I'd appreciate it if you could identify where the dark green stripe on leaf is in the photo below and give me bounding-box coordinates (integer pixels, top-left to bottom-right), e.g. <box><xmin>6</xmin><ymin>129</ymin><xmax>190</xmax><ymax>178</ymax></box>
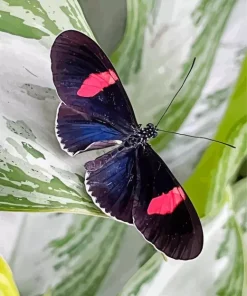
<box><xmin>0</xmin><ymin>11</ymin><xmax>49</xmax><ymax>39</ymax></box>
<box><xmin>22</xmin><ymin>142</ymin><xmax>45</xmax><ymax>159</ymax></box>
<box><xmin>2</xmin><ymin>0</ymin><xmax>60</xmax><ymax>35</ymax></box>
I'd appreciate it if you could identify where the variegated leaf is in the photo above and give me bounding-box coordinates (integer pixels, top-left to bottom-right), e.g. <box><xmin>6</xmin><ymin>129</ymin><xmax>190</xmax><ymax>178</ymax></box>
<box><xmin>185</xmin><ymin>54</ymin><xmax>247</xmax><ymax>217</ymax></box>
<box><xmin>10</xmin><ymin>213</ymin><xmax>148</xmax><ymax>296</ymax></box>
<box><xmin>0</xmin><ymin>0</ymin><xmax>103</xmax><ymax>215</ymax></box>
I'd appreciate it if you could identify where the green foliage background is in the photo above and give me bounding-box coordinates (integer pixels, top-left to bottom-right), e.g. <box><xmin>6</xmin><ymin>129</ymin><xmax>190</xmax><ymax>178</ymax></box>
<box><xmin>0</xmin><ymin>0</ymin><xmax>246</xmax><ymax>295</ymax></box>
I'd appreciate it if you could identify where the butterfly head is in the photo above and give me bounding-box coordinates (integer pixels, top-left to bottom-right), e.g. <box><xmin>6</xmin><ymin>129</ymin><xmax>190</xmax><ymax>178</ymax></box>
<box><xmin>140</xmin><ymin>123</ymin><xmax>158</xmax><ymax>140</ymax></box>
<box><xmin>124</xmin><ymin>123</ymin><xmax>158</xmax><ymax>148</ymax></box>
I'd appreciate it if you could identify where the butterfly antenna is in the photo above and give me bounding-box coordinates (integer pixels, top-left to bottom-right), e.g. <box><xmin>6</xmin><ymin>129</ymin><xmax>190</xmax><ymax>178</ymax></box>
<box><xmin>157</xmin><ymin>129</ymin><xmax>236</xmax><ymax>148</ymax></box>
<box><xmin>155</xmin><ymin>57</ymin><xmax>196</xmax><ymax>128</ymax></box>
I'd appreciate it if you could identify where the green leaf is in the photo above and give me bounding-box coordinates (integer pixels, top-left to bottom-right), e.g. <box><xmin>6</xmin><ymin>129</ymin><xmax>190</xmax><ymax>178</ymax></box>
<box><xmin>215</xmin><ymin>215</ymin><xmax>245</xmax><ymax>296</ymax></box>
<box><xmin>214</xmin><ymin>181</ymin><xmax>247</xmax><ymax>295</ymax></box>
<box><xmin>0</xmin><ymin>0</ymin><xmax>93</xmax><ymax>40</ymax></box>
<box><xmin>111</xmin><ymin>0</ymin><xmax>156</xmax><ymax>84</ymax></box>
<box><xmin>21</xmin><ymin>142</ymin><xmax>45</xmax><ymax>159</ymax></box>
<box><xmin>0</xmin><ymin>11</ymin><xmax>49</xmax><ymax>39</ymax></box>
<box><xmin>116</xmin><ymin>2</ymin><xmax>246</xmax><ymax>289</ymax></box>
<box><xmin>10</xmin><ymin>213</ymin><xmax>148</xmax><ymax>296</ymax></box>
<box><xmin>151</xmin><ymin>0</ymin><xmax>237</xmax><ymax>151</ymax></box>
<box><xmin>0</xmin><ymin>146</ymin><xmax>102</xmax><ymax>215</ymax></box>
<box><xmin>232</xmin><ymin>178</ymin><xmax>247</xmax><ymax>233</ymax></box>
<box><xmin>47</xmin><ymin>216</ymin><xmax>126</xmax><ymax>295</ymax></box>
<box><xmin>185</xmin><ymin>55</ymin><xmax>247</xmax><ymax>218</ymax></box>
<box><xmin>118</xmin><ymin>253</ymin><xmax>162</xmax><ymax>296</ymax></box>
<box><xmin>232</xmin><ymin>178</ymin><xmax>247</xmax><ymax>295</ymax></box>
<box><xmin>0</xmin><ymin>0</ymin><xmax>104</xmax><ymax>215</ymax></box>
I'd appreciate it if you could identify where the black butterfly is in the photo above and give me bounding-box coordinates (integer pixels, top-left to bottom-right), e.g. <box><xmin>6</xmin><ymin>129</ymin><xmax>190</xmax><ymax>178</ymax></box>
<box><xmin>50</xmin><ymin>30</ymin><xmax>203</xmax><ymax>260</ymax></box>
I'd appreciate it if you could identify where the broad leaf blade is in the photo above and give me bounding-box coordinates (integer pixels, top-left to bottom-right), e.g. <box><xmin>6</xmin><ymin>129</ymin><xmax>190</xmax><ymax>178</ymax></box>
<box><xmin>118</xmin><ymin>253</ymin><xmax>162</xmax><ymax>296</ymax></box>
<box><xmin>111</xmin><ymin>0</ymin><xmax>156</xmax><ymax>84</ymax></box>
<box><xmin>0</xmin><ymin>0</ymin><xmax>93</xmax><ymax>41</ymax></box>
<box><xmin>151</xmin><ymin>0</ymin><xmax>238</xmax><ymax>151</ymax></box>
<box><xmin>185</xmin><ymin>55</ymin><xmax>247</xmax><ymax>217</ymax></box>
<box><xmin>0</xmin><ymin>1</ymin><xmax>103</xmax><ymax>215</ymax></box>
<box><xmin>10</xmin><ymin>214</ymin><xmax>148</xmax><ymax>296</ymax></box>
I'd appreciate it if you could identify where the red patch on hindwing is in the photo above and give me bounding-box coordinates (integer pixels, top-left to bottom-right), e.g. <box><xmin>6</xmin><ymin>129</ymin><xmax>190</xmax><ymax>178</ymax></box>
<box><xmin>77</xmin><ymin>69</ymin><xmax>118</xmax><ymax>97</ymax></box>
<box><xmin>147</xmin><ymin>187</ymin><xmax>186</xmax><ymax>215</ymax></box>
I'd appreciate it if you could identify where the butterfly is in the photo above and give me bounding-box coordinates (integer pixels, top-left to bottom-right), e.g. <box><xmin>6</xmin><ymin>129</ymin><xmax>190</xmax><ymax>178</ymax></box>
<box><xmin>50</xmin><ymin>30</ymin><xmax>203</xmax><ymax>260</ymax></box>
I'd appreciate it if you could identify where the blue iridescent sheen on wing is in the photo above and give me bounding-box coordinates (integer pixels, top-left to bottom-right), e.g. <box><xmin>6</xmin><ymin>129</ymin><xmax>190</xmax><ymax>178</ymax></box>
<box><xmin>56</xmin><ymin>103</ymin><xmax>124</xmax><ymax>155</ymax></box>
<box><xmin>85</xmin><ymin>147</ymin><xmax>136</xmax><ymax>224</ymax></box>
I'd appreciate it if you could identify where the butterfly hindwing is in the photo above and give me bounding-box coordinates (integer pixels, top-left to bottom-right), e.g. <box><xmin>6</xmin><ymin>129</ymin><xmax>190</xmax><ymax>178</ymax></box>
<box><xmin>133</xmin><ymin>144</ymin><xmax>203</xmax><ymax>260</ymax></box>
<box><xmin>85</xmin><ymin>147</ymin><xmax>137</xmax><ymax>224</ymax></box>
<box><xmin>56</xmin><ymin>103</ymin><xmax>124</xmax><ymax>155</ymax></box>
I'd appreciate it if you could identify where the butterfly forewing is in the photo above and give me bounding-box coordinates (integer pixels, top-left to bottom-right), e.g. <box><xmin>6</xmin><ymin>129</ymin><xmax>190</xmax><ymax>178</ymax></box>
<box><xmin>51</xmin><ymin>30</ymin><xmax>138</xmax><ymax>131</ymax></box>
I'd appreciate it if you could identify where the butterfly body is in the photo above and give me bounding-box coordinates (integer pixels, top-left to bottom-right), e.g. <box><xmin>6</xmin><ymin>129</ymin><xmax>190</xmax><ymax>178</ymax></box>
<box><xmin>122</xmin><ymin>123</ymin><xmax>158</xmax><ymax>148</ymax></box>
<box><xmin>51</xmin><ymin>30</ymin><xmax>203</xmax><ymax>260</ymax></box>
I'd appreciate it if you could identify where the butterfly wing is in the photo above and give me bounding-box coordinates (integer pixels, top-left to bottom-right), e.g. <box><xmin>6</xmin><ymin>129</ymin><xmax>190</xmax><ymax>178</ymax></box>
<box><xmin>84</xmin><ymin>147</ymin><xmax>137</xmax><ymax>224</ymax></box>
<box><xmin>56</xmin><ymin>103</ymin><xmax>123</xmax><ymax>155</ymax></box>
<box><xmin>51</xmin><ymin>30</ymin><xmax>139</xmax><ymax>155</ymax></box>
<box><xmin>133</xmin><ymin>144</ymin><xmax>203</xmax><ymax>260</ymax></box>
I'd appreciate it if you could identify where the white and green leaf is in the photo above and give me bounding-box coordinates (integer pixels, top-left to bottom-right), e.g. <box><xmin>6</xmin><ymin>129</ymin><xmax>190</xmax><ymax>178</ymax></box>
<box><xmin>111</xmin><ymin>0</ymin><xmax>156</xmax><ymax>83</ymax></box>
<box><xmin>185</xmin><ymin>54</ymin><xmax>247</xmax><ymax>217</ymax></box>
<box><xmin>0</xmin><ymin>0</ymin><xmax>102</xmax><ymax>215</ymax></box>
<box><xmin>0</xmin><ymin>0</ymin><xmax>93</xmax><ymax>42</ymax></box>
<box><xmin>150</xmin><ymin>0</ymin><xmax>238</xmax><ymax>151</ymax></box>
<box><xmin>9</xmin><ymin>213</ymin><xmax>149</xmax><ymax>296</ymax></box>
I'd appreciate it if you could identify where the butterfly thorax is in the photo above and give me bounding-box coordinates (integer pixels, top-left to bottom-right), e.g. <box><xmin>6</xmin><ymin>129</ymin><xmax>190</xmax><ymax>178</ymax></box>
<box><xmin>124</xmin><ymin>123</ymin><xmax>158</xmax><ymax>147</ymax></box>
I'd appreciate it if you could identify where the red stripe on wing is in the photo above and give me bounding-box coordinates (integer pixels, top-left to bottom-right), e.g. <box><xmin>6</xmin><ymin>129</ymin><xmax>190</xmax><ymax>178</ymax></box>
<box><xmin>77</xmin><ymin>69</ymin><xmax>118</xmax><ymax>97</ymax></box>
<box><xmin>147</xmin><ymin>187</ymin><xmax>186</xmax><ymax>215</ymax></box>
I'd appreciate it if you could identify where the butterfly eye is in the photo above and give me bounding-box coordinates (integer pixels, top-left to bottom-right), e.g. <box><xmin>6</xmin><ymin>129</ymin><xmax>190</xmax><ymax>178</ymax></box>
<box><xmin>153</xmin><ymin>131</ymin><xmax>158</xmax><ymax>138</ymax></box>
